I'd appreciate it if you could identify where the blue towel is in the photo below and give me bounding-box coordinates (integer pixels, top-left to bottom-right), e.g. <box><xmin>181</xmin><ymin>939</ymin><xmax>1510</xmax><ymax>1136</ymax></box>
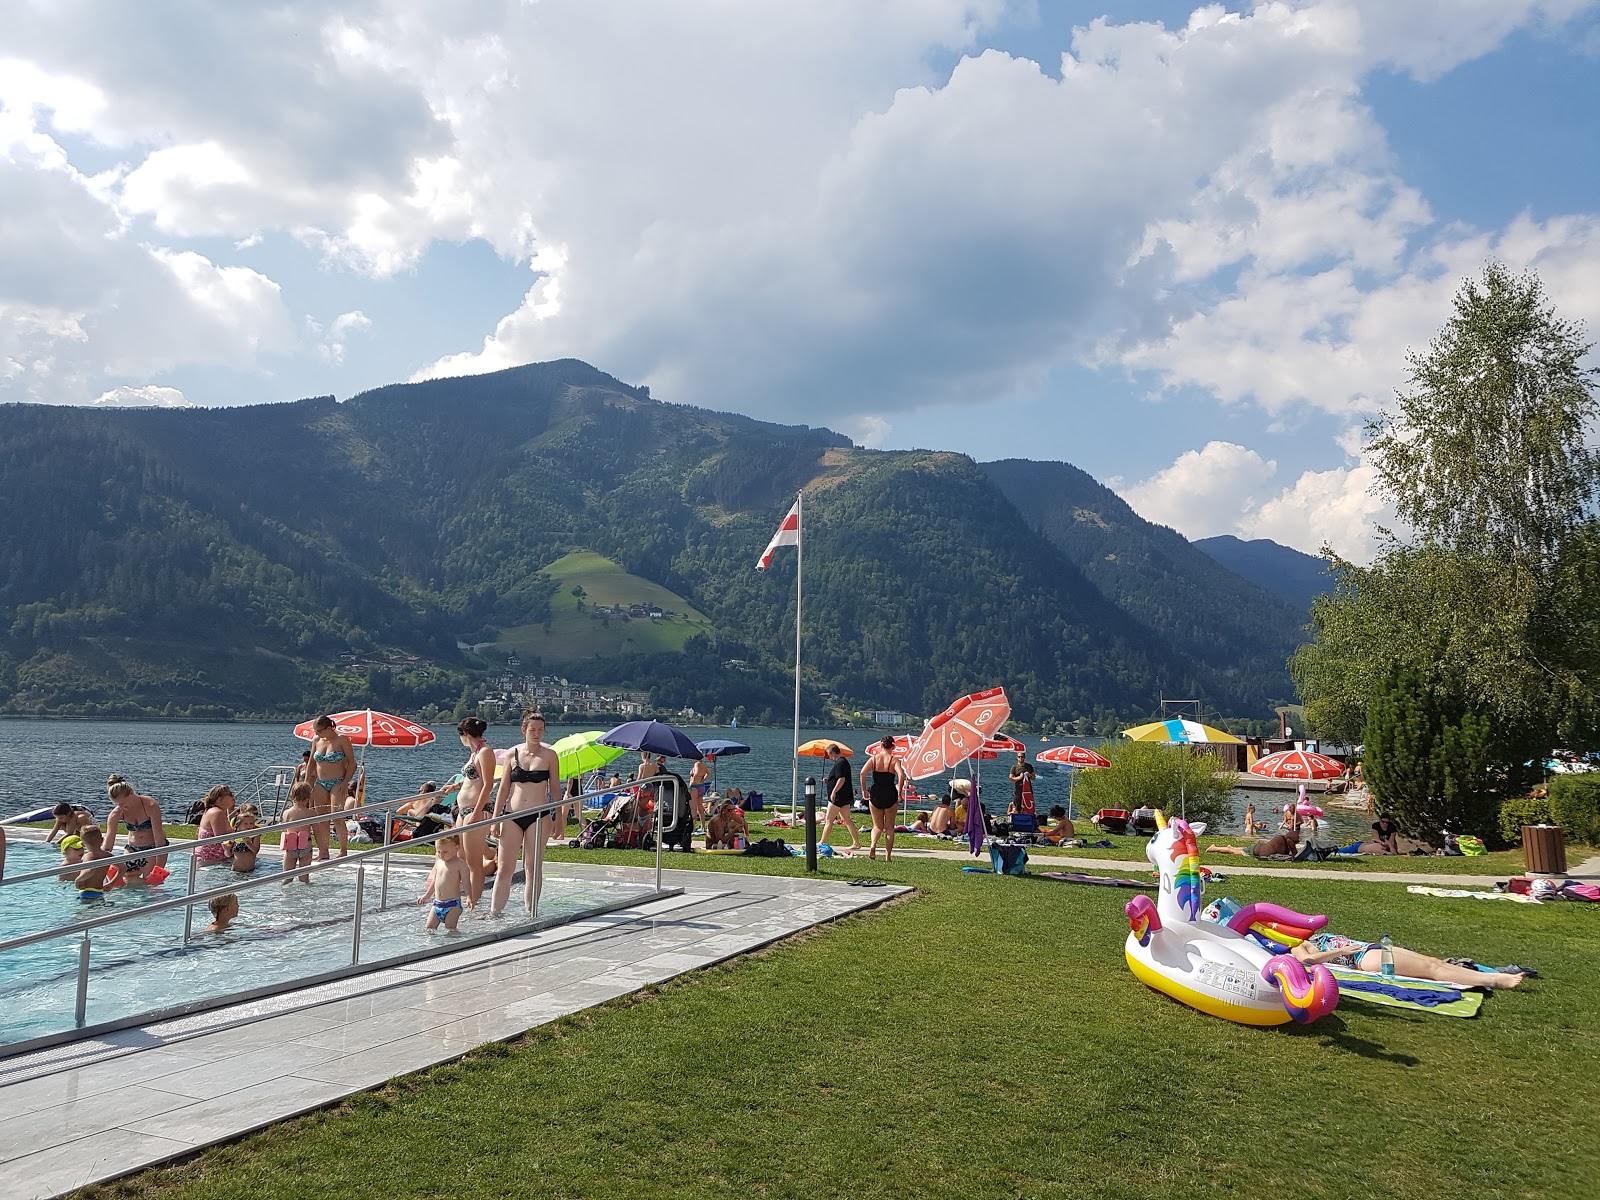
<box><xmin>1337</xmin><ymin>976</ymin><xmax>1463</xmax><ymax>1007</ymax></box>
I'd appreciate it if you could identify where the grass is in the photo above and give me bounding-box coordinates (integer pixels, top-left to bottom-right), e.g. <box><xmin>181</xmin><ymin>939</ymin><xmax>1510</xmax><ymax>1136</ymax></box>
<box><xmin>85</xmin><ymin>846</ymin><xmax>1600</xmax><ymax>1200</ymax></box>
<box><xmin>493</xmin><ymin>550</ymin><xmax>714</xmax><ymax>663</ymax></box>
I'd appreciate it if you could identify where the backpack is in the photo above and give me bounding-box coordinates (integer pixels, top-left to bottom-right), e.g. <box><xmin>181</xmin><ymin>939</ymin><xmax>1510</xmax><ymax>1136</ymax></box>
<box><xmin>744</xmin><ymin>837</ymin><xmax>793</xmax><ymax>858</ymax></box>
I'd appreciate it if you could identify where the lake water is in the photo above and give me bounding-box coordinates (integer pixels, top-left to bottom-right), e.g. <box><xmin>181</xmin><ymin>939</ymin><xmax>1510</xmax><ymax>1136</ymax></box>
<box><xmin>0</xmin><ymin>718</ymin><xmax>1367</xmax><ymax>838</ymax></box>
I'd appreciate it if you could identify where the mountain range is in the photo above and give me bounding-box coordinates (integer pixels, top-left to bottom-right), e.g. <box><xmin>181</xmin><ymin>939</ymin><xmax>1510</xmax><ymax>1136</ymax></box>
<box><xmin>1192</xmin><ymin>535</ymin><xmax>1336</xmax><ymax>613</ymax></box>
<box><xmin>0</xmin><ymin>360</ymin><xmax>1314</xmax><ymax>724</ymax></box>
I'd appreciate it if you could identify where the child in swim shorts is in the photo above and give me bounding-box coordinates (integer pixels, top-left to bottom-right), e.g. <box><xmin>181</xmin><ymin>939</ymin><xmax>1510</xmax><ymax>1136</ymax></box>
<box><xmin>420</xmin><ymin>835</ymin><xmax>466</xmax><ymax>932</ymax></box>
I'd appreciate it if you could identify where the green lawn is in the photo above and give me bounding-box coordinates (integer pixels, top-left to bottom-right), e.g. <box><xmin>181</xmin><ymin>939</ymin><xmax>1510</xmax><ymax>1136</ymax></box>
<box><xmin>93</xmin><ymin>847</ymin><xmax>1600</xmax><ymax>1200</ymax></box>
<box><xmin>493</xmin><ymin>550</ymin><xmax>714</xmax><ymax>663</ymax></box>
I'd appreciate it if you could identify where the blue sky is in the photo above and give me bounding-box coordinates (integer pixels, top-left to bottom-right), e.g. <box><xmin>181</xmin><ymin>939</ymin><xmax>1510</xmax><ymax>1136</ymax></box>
<box><xmin>4</xmin><ymin>1</ymin><xmax>1598</xmax><ymax>558</ymax></box>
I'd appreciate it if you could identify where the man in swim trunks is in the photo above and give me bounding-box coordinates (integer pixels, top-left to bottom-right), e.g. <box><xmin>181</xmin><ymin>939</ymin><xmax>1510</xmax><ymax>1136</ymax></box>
<box><xmin>1207</xmin><ymin>831</ymin><xmax>1299</xmax><ymax>858</ymax></box>
<box><xmin>688</xmin><ymin>756</ymin><xmax>711</xmax><ymax>828</ymax></box>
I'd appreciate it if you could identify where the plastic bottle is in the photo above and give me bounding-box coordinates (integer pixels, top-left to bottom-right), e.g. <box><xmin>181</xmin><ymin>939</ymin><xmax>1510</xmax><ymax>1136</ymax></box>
<box><xmin>1380</xmin><ymin>932</ymin><xmax>1395</xmax><ymax>978</ymax></box>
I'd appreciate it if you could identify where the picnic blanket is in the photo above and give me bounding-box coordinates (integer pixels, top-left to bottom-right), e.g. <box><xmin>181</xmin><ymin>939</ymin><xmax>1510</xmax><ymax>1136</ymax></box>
<box><xmin>1406</xmin><ymin>886</ymin><xmax>1539</xmax><ymax>904</ymax></box>
<box><xmin>1036</xmin><ymin>872</ymin><xmax>1155</xmax><ymax>890</ymax></box>
<box><xmin>1329</xmin><ymin>967</ymin><xmax>1485</xmax><ymax>1018</ymax></box>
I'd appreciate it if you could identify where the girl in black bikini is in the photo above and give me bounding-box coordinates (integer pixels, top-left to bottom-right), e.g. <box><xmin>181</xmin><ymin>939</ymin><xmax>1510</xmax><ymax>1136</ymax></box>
<box><xmin>448</xmin><ymin>716</ymin><xmax>498</xmax><ymax>910</ymax></box>
<box><xmin>103</xmin><ymin>775</ymin><xmax>167</xmax><ymax>881</ymax></box>
<box><xmin>489</xmin><ymin>710</ymin><xmax>562</xmax><ymax>917</ymax></box>
<box><xmin>859</xmin><ymin>736</ymin><xmax>908</xmax><ymax>862</ymax></box>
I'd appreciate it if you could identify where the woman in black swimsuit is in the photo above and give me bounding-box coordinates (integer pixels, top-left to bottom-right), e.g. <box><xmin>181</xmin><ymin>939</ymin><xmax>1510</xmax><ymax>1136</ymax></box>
<box><xmin>489</xmin><ymin>710</ymin><xmax>562</xmax><ymax>917</ymax></box>
<box><xmin>448</xmin><ymin>717</ymin><xmax>498</xmax><ymax>909</ymax></box>
<box><xmin>858</xmin><ymin>736</ymin><xmax>908</xmax><ymax>862</ymax></box>
<box><xmin>103</xmin><ymin>775</ymin><xmax>167</xmax><ymax>881</ymax></box>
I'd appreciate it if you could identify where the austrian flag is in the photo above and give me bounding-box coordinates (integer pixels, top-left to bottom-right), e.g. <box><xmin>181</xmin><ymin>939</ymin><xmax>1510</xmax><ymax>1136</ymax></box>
<box><xmin>756</xmin><ymin>499</ymin><xmax>801</xmax><ymax>570</ymax></box>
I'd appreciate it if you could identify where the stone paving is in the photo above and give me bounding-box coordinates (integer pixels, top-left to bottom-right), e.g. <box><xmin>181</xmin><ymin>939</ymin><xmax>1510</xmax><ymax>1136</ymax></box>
<box><xmin>0</xmin><ymin>863</ymin><xmax>906</xmax><ymax>1200</ymax></box>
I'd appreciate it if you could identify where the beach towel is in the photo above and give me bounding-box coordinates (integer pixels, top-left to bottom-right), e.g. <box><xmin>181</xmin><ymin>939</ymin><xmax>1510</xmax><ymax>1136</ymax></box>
<box><xmin>1328</xmin><ymin>968</ymin><xmax>1484</xmax><ymax>1018</ymax></box>
<box><xmin>1406</xmin><ymin>886</ymin><xmax>1539</xmax><ymax>904</ymax></box>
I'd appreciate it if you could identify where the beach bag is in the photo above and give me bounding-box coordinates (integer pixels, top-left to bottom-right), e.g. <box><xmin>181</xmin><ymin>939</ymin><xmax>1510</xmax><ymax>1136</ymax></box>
<box><xmin>745</xmin><ymin>838</ymin><xmax>791</xmax><ymax>858</ymax></box>
<box><xmin>1457</xmin><ymin>835</ymin><xmax>1487</xmax><ymax>856</ymax></box>
<box><xmin>989</xmin><ymin>843</ymin><xmax>1029</xmax><ymax>876</ymax></box>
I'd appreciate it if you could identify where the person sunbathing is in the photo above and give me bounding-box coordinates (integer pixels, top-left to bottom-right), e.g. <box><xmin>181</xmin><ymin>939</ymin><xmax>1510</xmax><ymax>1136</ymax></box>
<box><xmin>929</xmin><ymin>798</ymin><xmax>954</xmax><ymax>835</ymax></box>
<box><xmin>1291</xmin><ymin>933</ymin><xmax>1524</xmax><ymax>989</ymax></box>
<box><xmin>1207</xmin><ymin>832</ymin><xmax>1299</xmax><ymax>858</ymax></box>
<box><xmin>705</xmin><ymin>800</ymin><xmax>747</xmax><ymax>849</ymax></box>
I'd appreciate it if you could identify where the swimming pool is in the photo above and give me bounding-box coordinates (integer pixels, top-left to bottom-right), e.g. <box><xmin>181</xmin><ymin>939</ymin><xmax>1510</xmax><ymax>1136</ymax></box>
<box><xmin>0</xmin><ymin>842</ymin><xmax>664</xmax><ymax>1050</ymax></box>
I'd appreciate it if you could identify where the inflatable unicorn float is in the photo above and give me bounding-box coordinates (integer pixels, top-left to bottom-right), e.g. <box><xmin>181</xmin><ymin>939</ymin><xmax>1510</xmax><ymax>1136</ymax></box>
<box><xmin>1124</xmin><ymin>811</ymin><xmax>1340</xmax><ymax>1026</ymax></box>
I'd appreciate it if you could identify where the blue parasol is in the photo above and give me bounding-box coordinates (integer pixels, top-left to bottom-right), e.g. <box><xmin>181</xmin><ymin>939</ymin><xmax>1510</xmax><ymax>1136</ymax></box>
<box><xmin>599</xmin><ymin>720</ymin><xmax>705</xmax><ymax>760</ymax></box>
<box><xmin>695</xmin><ymin>739</ymin><xmax>751</xmax><ymax>792</ymax></box>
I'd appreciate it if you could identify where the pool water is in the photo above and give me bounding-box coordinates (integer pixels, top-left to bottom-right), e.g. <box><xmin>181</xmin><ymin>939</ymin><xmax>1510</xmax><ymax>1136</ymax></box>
<box><xmin>0</xmin><ymin>843</ymin><xmax>659</xmax><ymax>1049</ymax></box>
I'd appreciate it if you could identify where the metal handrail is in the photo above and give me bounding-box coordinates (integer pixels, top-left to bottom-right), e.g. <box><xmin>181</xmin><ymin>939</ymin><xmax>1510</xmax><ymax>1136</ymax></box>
<box><xmin>0</xmin><ymin>776</ymin><xmax>678</xmax><ymax>955</ymax></box>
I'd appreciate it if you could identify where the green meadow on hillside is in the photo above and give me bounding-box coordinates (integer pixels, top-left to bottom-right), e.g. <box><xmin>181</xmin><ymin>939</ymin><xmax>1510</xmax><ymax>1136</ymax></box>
<box><xmin>493</xmin><ymin>551</ymin><xmax>714</xmax><ymax>663</ymax></box>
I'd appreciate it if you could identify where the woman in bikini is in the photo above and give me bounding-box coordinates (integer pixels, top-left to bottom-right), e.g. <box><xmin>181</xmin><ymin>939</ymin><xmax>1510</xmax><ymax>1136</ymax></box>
<box><xmin>193</xmin><ymin>785</ymin><xmax>236</xmax><ymax>866</ymax></box>
<box><xmin>307</xmin><ymin>716</ymin><xmax>356</xmax><ymax>859</ymax></box>
<box><xmin>489</xmin><ymin>710</ymin><xmax>562</xmax><ymax>917</ymax></box>
<box><xmin>858</xmin><ymin>736</ymin><xmax>908</xmax><ymax>862</ymax></box>
<box><xmin>1291</xmin><ymin>932</ymin><xmax>1524</xmax><ymax>989</ymax></box>
<box><xmin>103</xmin><ymin>775</ymin><xmax>167</xmax><ymax>882</ymax></box>
<box><xmin>447</xmin><ymin>716</ymin><xmax>498</xmax><ymax>910</ymax></box>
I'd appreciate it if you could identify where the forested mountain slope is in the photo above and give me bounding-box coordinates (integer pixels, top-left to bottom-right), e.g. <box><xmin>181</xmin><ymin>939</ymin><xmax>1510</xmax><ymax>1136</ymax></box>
<box><xmin>0</xmin><ymin>361</ymin><xmax>1303</xmax><ymax>720</ymax></box>
<box><xmin>1194</xmin><ymin>535</ymin><xmax>1336</xmax><ymax>614</ymax></box>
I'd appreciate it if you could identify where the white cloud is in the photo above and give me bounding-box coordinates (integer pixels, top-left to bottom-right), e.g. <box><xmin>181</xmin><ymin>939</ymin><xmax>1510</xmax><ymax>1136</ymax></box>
<box><xmin>1122</xmin><ymin>436</ymin><xmax>1391</xmax><ymax>562</ymax></box>
<box><xmin>311</xmin><ymin>309</ymin><xmax>374</xmax><ymax>364</ymax></box>
<box><xmin>1119</xmin><ymin>441</ymin><xmax>1279</xmax><ymax>540</ymax></box>
<box><xmin>92</xmin><ymin>384</ymin><xmax>191</xmax><ymax>408</ymax></box>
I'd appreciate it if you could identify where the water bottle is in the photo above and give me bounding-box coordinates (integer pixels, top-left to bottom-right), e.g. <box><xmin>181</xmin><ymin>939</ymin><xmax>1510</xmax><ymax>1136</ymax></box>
<box><xmin>1380</xmin><ymin>933</ymin><xmax>1395</xmax><ymax>978</ymax></box>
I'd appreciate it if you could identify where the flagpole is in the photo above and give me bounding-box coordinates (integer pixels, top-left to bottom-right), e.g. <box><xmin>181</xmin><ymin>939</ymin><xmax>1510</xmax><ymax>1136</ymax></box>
<box><xmin>791</xmin><ymin>490</ymin><xmax>803</xmax><ymax>822</ymax></box>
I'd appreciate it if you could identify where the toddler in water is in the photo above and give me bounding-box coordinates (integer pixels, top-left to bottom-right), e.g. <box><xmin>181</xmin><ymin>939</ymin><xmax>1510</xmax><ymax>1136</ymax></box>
<box><xmin>230</xmin><ymin>804</ymin><xmax>261</xmax><ymax>874</ymax></box>
<box><xmin>57</xmin><ymin>835</ymin><xmax>86</xmax><ymax>882</ymax></box>
<box><xmin>74</xmin><ymin>826</ymin><xmax>112</xmax><ymax>904</ymax></box>
<box><xmin>419</xmin><ymin>835</ymin><xmax>467</xmax><ymax>932</ymax></box>
<box><xmin>280</xmin><ymin>782</ymin><xmax>316</xmax><ymax>884</ymax></box>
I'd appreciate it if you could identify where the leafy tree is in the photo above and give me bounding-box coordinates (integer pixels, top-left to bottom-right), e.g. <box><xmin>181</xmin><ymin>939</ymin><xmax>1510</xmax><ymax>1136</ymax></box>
<box><xmin>1363</xmin><ymin>664</ymin><xmax>1500</xmax><ymax>840</ymax></box>
<box><xmin>1071</xmin><ymin>740</ymin><xmax>1234</xmax><ymax>830</ymax></box>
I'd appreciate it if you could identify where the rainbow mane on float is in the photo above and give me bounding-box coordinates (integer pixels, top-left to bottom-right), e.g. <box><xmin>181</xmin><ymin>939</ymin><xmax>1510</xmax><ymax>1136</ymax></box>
<box><xmin>1158</xmin><ymin>813</ymin><xmax>1203</xmax><ymax>920</ymax></box>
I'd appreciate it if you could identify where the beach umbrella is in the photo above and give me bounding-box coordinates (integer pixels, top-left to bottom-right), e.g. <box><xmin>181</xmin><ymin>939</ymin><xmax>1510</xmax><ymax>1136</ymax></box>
<box><xmin>1039</xmin><ymin>744</ymin><xmax>1110</xmax><ymax>818</ymax></box>
<box><xmin>1039</xmin><ymin>745</ymin><xmax>1110</xmax><ymax>768</ymax></box>
<box><xmin>550</xmin><ymin>731</ymin><xmax>628</xmax><ymax>780</ymax></box>
<box><xmin>599</xmin><ymin>720</ymin><xmax>705</xmax><ymax>760</ymax></box>
<box><xmin>906</xmin><ymin>686</ymin><xmax>1011</xmax><ymax>780</ymax></box>
<box><xmin>797</xmin><ymin>738</ymin><xmax>852</xmax><ymax>758</ymax></box>
<box><xmin>1121</xmin><ymin>718</ymin><xmax>1244</xmax><ymax>745</ymax></box>
<box><xmin>293</xmin><ymin>710</ymin><xmax>435</xmax><ymax>747</ymax></box>
<box><xmin>1249</xmin><ymin>749</ymin><xmax>1345</xmax><ymax>781</ymax></box>
<box><xmin>695</xmin><ymin>738</ymin><xmax>751</xmax><ymax>789</ymax></box>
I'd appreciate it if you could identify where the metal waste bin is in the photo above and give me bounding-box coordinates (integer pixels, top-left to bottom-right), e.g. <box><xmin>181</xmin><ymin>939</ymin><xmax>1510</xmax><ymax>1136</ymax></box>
<box><xmin>1523</xmin><ymin>824</ymin><xmax>1567</xmax><ymax>875</ymax></box>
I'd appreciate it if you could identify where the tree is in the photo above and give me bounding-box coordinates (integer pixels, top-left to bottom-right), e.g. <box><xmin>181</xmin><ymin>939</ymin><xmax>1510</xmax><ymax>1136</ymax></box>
<box><xmin>1295</xmin><ymin>264</ymin><xmax>1600</xmax><ymax>769</ymax></box>
<box><xmin>1071</xmin><ymin>740</ymin><xmax>1235</xmax><ymax>830</ymax></box>
<box><xmin>1363</xmin><ymin>664</ymin><xmax>1501</xmax><ymax>840</ymax></box>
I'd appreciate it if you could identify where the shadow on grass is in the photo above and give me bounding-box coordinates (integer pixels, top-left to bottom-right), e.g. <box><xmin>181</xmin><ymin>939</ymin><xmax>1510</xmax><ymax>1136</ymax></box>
<box><xmin>1279</xmin><ymin>1014</ymin><xmax>1424</xmax><ymax>1066</ymax></box>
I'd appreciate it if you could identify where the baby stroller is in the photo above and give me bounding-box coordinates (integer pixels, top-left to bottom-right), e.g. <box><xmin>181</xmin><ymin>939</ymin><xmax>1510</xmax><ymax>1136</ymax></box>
<box><xmin>577</xmin><ymin>791</ymin><xmax>643</xmax><ymax>849</ymax></box>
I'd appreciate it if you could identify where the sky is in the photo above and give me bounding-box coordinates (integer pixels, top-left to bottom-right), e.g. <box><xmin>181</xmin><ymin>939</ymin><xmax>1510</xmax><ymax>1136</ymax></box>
<box><xmin>4</xmin><ymin>0</ymin><xmax>1599</xmax><ymax>562</ymax></box>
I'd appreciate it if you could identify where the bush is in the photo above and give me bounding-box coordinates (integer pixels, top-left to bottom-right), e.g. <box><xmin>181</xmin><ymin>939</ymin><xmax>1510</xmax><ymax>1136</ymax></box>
<box><xmin>1498</xmin><ymin>796</ymin><xmax>1553</xmax><ymax>844</ymax></box>
<box><xmin>1072</xmin><ymin>741</ymin><xmax>1234</xmax><ymax>830</ymax></box>
<box><xmin>1548</xmin><ymin>775</ymin><xmax>1600</xmax><ymax>844</ymax></box>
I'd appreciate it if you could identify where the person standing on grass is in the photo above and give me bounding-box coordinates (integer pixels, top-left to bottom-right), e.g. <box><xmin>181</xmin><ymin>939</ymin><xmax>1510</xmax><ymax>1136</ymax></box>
<box><xmin>1008</xmin><ymin>749</ymin><xmax>1036</xmax><ymax>819</ymax></box>
<box><xmin>688</xmin><ymin>756</ymin><xmax>711</xmax><ymax>829</ymax></box>
<box><xmin>821</xmin><ymin>744</ymin><xmax>862</xmax><ymax>853</ymax></box>
<box><xmin>860</xmin><ymin>736</ymin><xmax>907</xmax><ymax>861</ymax></box>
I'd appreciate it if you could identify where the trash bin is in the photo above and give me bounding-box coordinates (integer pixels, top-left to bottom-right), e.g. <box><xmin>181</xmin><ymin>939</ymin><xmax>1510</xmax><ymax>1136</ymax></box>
<box><xmin>1523</xmin><ymin>824</ymin><xmax>1567</xmax><ymax>875</ymax></box>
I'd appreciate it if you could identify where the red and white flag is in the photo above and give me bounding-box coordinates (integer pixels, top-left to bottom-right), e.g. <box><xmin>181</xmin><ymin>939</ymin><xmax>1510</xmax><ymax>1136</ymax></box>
<box><xmin>756</xmin><ymin>499</ymin><xmax>801</xmax><ymax>570</ymax></box>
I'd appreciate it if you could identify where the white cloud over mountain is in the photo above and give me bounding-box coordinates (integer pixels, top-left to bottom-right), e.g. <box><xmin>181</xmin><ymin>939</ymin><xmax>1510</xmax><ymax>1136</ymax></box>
<box><xmin>1</xmin><ymin>0</ymin><xmax>1596</xmax><ymax>556</ymax></box>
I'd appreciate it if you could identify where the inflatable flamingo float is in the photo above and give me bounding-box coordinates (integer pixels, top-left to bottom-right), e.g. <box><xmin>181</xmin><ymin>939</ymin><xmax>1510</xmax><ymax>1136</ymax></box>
<box><xmin>1124</xmin><ymin>811</ymin><xmax>1339</xmax><ymax>1026</ymax></box>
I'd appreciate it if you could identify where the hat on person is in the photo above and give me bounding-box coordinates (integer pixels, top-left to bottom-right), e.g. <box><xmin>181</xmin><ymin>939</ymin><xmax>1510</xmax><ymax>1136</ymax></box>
<box><xmin>60</xmin><ymin>835</ymin><xmax>84</xmax><ymax>852</ymax></box>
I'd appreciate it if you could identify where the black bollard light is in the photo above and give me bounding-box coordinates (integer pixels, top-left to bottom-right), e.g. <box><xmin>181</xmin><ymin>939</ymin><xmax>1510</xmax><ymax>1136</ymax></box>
<box><xmin>804</xmin><ymin>776</ymin><xmax>818</xmax><ymax>872</ymax></box>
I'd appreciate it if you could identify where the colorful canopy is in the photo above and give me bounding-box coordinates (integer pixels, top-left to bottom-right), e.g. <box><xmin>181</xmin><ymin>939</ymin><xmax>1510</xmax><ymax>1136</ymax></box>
<box><xmin>1121</xmin><ymin>718</ymin><xmax>1244</xmax><ymax>745</ymax></box>
<box><xmin>292</xmin><ymin>710</ymin><xmax>435</xmax><ymax>747</ymax></box>
<box><xmin>797</xmin><ymin>739</ymin><xmax>852</xmax><ymax>758</ymax></box>
<box><xmin>1250</xmin><ymin>750</ymin><xmax>1346</xmax><ymax>780</ymax></box>
<box><xmin>599</xmin><ymin>720</ymin><xmax>704</xmax><ymax>760</ymax></box>
<box><xmin>550</xmin><ymin>731</ymin><xmax>629</xmax><ymax>778</ymax></box>
<box><xmin>1039</xmin><ymin>744</ymin><xmax>1111</xmax><ymax>768</ymax></box>
<box><xmin>906</xmin><ymin>686</ymin><xmax>1011</xmax><ymax>780</ymax></box>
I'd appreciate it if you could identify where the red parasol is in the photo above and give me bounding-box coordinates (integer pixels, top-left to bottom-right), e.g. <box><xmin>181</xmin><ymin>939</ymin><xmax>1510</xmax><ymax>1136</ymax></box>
<box><xmin>293</xmin><ymin>709</ymin><xmax>436</xmax><ymax>747</ymax></box>
<box><xmin>1249</xmin><ymin>750</ymin><xmax>1345</xmax><ymax>781</ymax></box>
<box><xmin>905</xmin><ymin>687</ymin><xmax>1011</xmax><ymax>780</ymax></box>
<box><xmin>1039</xmin><ymin>744</ymin><xmax>1111</xmax><ymax>768</ymax></box>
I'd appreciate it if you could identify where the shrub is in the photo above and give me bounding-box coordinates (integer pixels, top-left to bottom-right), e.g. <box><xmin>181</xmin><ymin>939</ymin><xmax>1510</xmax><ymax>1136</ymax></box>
<box><xmin>1548</xmin><ymin>775</ymin><xmax>1600</xmax><ymax>845</ymax></box>
<box><xmin>1072</xmin><ymin>740</ymin><xmax>1234</xmax><ymax>830</ymax></box>
<box><xmin>1498</xmin><ymin>796</ymin><xmax>1553</xmax><ymax>845</ymax></box>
